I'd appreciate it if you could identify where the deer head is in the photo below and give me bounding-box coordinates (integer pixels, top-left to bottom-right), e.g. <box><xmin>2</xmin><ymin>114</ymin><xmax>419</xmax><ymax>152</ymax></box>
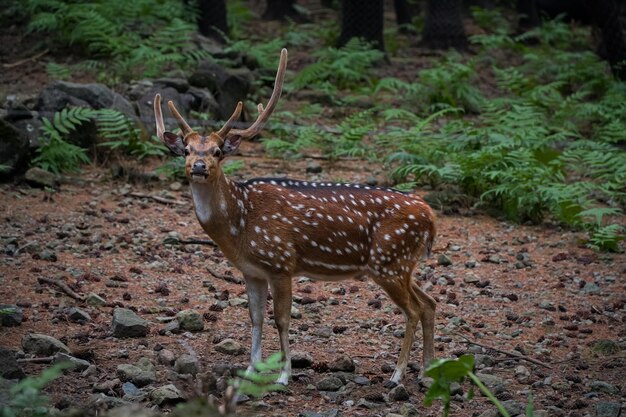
<box><xmin>153</xmin><ymin>48</ymin><xmax>288</xmax><ymax>183</ymax></box>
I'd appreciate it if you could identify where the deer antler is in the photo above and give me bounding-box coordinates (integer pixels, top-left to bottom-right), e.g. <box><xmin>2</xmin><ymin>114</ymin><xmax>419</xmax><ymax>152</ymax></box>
<box><xmin>226</xmin><ymin>48</ymin><xmax>288</xmax><ymax>139</ymax></box>
<box><xmin>167</xmin><ymin>100</ymin><xmax>194</xmax><ymax>137</ymax></box>
<box><xmin>154</xmin><ymin>94</ymin><xmax>166</xmax><ymax>141</ymax></box>
<box><xmin>216</xmin><ymin>101</ymin><xmax>243</xmax><ymax>138</ymax></box>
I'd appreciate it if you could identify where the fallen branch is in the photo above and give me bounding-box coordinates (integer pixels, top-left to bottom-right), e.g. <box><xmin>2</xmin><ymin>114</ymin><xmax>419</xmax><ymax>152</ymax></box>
<box><xmin>17</xmin><ymin>356</ymin><xmax>54</xmax><ymax>364</ymax></box>
<box><xmin>458</xmin><ymin>334</ymin><xmax>552</xmax><ymax>369</ymax></box>
<box><xmin>3</xmin><ymin>49</ymin><xmax>49</xmax><ymax>69</ymax></box>
<box><xmin>37</xmin><ymin>277</ymin><xmax>85</xmax><ymax>301</ymax></box>
<box><xmin>207</xmin><ymin>268</ymin><xmax>243</xmax><ymax>285</ymax></box>
<box><xmin>128</xmin><ymin>192</ymin><xmax>186</xmax><ymax>206</ymax></box>
<box><xmin>180</xmin><ymin>238</ymin><xmax>217</xmax><ymax>247</ymax></box>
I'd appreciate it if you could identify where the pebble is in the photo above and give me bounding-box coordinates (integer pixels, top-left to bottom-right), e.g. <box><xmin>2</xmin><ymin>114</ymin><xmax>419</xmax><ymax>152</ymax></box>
<box><xmin>176</xmin><ymin>310</ymin><xmax>204</xmax><ymax>332</ymax></box>
<box><xmin>150</xmin><ymin>384</ymin><xmax>185</xmax><ymax>405</ymax></box>
<box><xmin>215</xmin><ymin>338</ymin><xmax>244</xmax><ymax>355</ymax></box>
<box><xmin>316</xmin><ymin>376</ymin><xmax>344</xmax><ymax>391</ymax></box>
<box><xmin>174</xmin><ymin>354</ymin><xmax>200</xmax><ymax>375</ymax></box>
<box><xmin>157</xmin><ymin>349</ymin><xmax>176</xmax><ymax>366</ymax></box>
<box><xmin>389</xmin><ymin>384</ymin><xmax>410</xmax><ymax>401</ymax></box>
<box><xmin>437</xmin><ymin>254</ymin><xmax>452</xmax><ymax>266</ymax></box>
<box><xmin>0</xmin><ymin>304</ymin><xmax>23</xmax><ymax>327</ymax></box>
<box><xmin>291</xmin><ymin>351</ymin><xmax>314</xmax><ymax>368</ymax></box>
<box><xmin>595</xmin><ymin>402</ymin><xmax>621</xmax><ymax>417</ymax></box>
<box><xmin>329</xmin><ymin>355</ymin><xmax>355</xmax><ymax>372</ymax></box>
<box><xmin>112</xmin><ymin>308</ymin><xmax>149</xmax><ymax>338</ymax></box>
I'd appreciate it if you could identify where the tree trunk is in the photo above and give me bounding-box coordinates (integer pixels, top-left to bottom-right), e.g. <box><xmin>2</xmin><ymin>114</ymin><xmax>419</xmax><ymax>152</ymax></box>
<box><xmin>394</xmin><ymin>0</ymin><xmax>420</xmax><ymax>28</ymax></box>
<box><xmin>516</xmin><ymin>0</ymin><xmax>540</xmax><ymax>29</ymax></box>
<box><xmin>588</xmin><ymin>0</ymin><xmax>626</xmax><ymax>80</ymax></box>
<box><xmin>338</xmin><ymin>0</ymin><xmax>385</xmax><ymax>50</ymax></box>
<box><xmin>263</xmin><ymin>0</ymin><xmax>308</xmax><ymax>22</ymax></box>
<box><xmin>194</xmin><ymin>0</ymin><xmax>228</xmax><ymax>42</ymax></box>
<box><xmin>422</xmin><ymin>0</ymin><xmax>468</xmax><ymax>50</ymax></box>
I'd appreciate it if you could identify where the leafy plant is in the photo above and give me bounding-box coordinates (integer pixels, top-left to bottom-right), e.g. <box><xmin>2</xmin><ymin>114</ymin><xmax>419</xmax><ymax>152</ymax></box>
<box><xmin>232</xmin><ymin>352</ymin><xmax>286</xmax><ymax>397</ymax></box>
<box><xmin>424</xmin><ymin>355</ymin><xmax>512</xmax><ymax>417</ymax></box>
<box><xmin>1</xmin><ymin>362</ymin><xmax>73</xmax><ymax>417</ymax></box>
<box><xmin>97</xmin><ymin>109</ymin><xmax>167</xmax><ymax>159</ymax></box>
<box><xmin>33</xmin><ymin>107</ymin><xmax>95</xmax><ymax>174</ymax></box>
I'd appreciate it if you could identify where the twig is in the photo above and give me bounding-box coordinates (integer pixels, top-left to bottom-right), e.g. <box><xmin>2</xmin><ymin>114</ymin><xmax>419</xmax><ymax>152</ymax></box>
<box><xmin>3</xmin><ymin>49</ymin><xmax>49</xmax><ymax>68</ymax></box>
<box><xmin>458</xmin><ymin>334</ymin><xmax>552</xmax><ymax>369</ymax></box>
<box><xmin>14</xmin><ymin>241</ymin><xmax>37</xmax><ymax>256</ymax></box>
<box><xmin>37</xmin><ymin>277</ymin><xmax>85</xmax><ymax>301</ymax></box>
<box><xmin>128</xmin><ymin>192</ymin><xmax>186</xmax><ymax>205</ymax></box>
<box><xmin>17</xmin><ymin>356</ymin><xmax>54</xmax><ymax>363</ymax></box>
<box><xmin>207</xmin><ymin>268</ymin><xmax>243</xmax><ymax>285</ymax></box>
<box><xmin>180</xmin><ymin>238</ymin><xmax>217</xmax><ymax>247</ymax></box>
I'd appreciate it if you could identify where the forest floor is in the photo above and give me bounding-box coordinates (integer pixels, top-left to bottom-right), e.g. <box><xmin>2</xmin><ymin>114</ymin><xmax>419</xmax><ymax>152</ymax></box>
<box><xmin>1</xmin><ymin>144</ymin><xmax>625</xmax><ymax>417</ymax></box>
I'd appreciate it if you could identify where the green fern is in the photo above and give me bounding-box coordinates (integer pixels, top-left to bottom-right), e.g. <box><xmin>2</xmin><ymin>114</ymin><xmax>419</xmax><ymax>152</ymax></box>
<box><xmin>97</xmin><ymin>109</ymin><xmax>167</xmax><ymax>159</ymax></box>
<box><xmin>587</xmin><ymin>224</ymin><xmax>625</xmax><ymax>252</ymax></box>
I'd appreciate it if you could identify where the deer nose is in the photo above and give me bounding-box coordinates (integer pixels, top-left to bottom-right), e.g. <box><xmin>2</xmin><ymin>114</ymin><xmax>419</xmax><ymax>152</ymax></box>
<box><xmin>191</xmin><ymin>160</ymin><xmax>207</xmax><ymax>174</ymax></box>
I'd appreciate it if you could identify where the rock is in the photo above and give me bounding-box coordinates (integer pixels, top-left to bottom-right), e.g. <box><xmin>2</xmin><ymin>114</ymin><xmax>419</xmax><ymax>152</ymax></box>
<box><xmin>53</xmin><ymin>353</ymin><xmax>90</xmax><ymax>371</ymax></box>
<box><xmin>589</xmin><ymin>380</ymin><xmax>619</xmax><ymax>395</ymax></box>
<box><xmin>500</xmin><ymin>400</ymin><xmax>524</xmax><ymax>416</ymax></box>
<box><xmin>539</xmin><ymin>300</ymin><xmax>556</xmax><ymax>311</ymax></box>
<box><xmin>229</xmin><ymin>297</ymin><xmax>248</xmax><ymax>308</ymax></box>
<box><xmin>595</xmin><ymin>402</ymin><xmax>621</xmax><ymax>417</ymax></box>
<box><xmin>514</xmin><ymin>365</ymin><xmax>530</xmax><ymax>383</ymax></box>
<box><xmin>38</xmin><ymin>250</ymin><xmax>57</xmax><ymax>262</ymax></box>
<box><xmin>0</xmin><ymin>118</ymin><xmax>30</xmax><ymax>177</ymax></box>
<box><xmin>150</xmin><ymin>384</ymin><xmax>185</xmax><ymax>406</ymax></box>
<box><xmin>157</xmin><ymin>349</ymin><xmax>176</xmax><ymax>366</ymax></box>
<box><xmin>215</xmin><ymin>338</ymin><xmax>244</xmax><ymax>355</ymax></box>
<box><xmin>291</xmin><ymin>306</ymin><xmax>302</xmax><ymax>319</ymax></box>
<box><xmin>399</xmin><ymin>403</ymin><xmax>420</xmax><ymax>417</ymax></box>
<box><xmin>22</xmin><ymin>333</ymin><xmax>71</xmax><ymax>356</ymax></box>
<box><xmin>68</xmin><ymin>307</ymin><xmax>91</xmax><ymax>323</ymax></box>
<box><xmin>437</xmin><ymin>254</ymin><xmax>452</xmax><ymax>266</ymax></box>
<box><xmin>474</xmin><ymin>354</ymin><xmax>495</xmax><ymax>368</ymax></box>
<box><xmin>291</xmin><ymin>351</ymin><xmax>314</xmax><ymax>368</ymax></box>
<box><xmin>389</xmin><ymin>384</ymin><xmax>410</xmax><ymax>401</ymax></box>
<box><xmin>176</xmin><ymin>309</ymin><xmax>204</xmax><ymax>332</ymax></box>
<box><xmin>316</xmin><ymin>376</ymin><xmax>344</xmax><ymax>391</ymax></box>
<box><xmin>0</xmin><ymin>347</ymin><xmax>25</xmax><ymax>379</ymax></box>
<box><xmin>582</xmin><ymin>282</ymin><xmax>601</xmax><ymax>294</ymax></box>
<box><xmin>306</xmin><ymin>160</ymin><xmax>322</xmax><ymax>174</ymax></box>
<box><xmin>86</xmin><ymin>292</ymin><xmax>107</xmax><ymax>307</ymax></box>
<box><xmin>0</xmin><ymin>304</ymin><xmax>23</xmax><ymax>327</ymax></box>
<box><xmin>474</xmin><ymin>372</ymin><xmax>506</xmax><ymax>395</ymax></box>
<box><xmin>93</xmin><ymin>378</ymin><xmax>121</xmax><ymax>394</ymax></box>
<box><xmin>122</xmin><ymin>381</ymin><xmax>143</xmax><ymax>399</ymax></box>
<box><xmin>175</xmin><ymin>354</ymin><xmax>200</xmax><ymax>375</ymax></box>
<box><xmin>463</xmin><ymin>273</ymin><xmax>480</xmax><ymax>284</ymax></box>
<box><xmin>329</xmin><ymin>355</ymin><xmax>356</xmax><ymax>372</ymax></box>
<box><xmin>112</xmin><ymin>308</ymin><xmax>149</xmax><ymax>338</ymax></box>
<box><xmin>188</xmin><ymin>61</ymin><xmax>252</xmax><ymax>119</ymax></box>
<box><xmin>88</xmin><ymin>393</ymin><xmax>130</xmax><ymax>410</ymax></box>
<box><xmin>24</xmin><ymin>167</ymin><xmax>58</xmax><ymax>189</ymax></box>
<box><xmin>356</xmin><ymin>398</ymin><xmax>382</xmax><ymax>409</ymax></box>
<box><xmin>117</xmin><ymin>359</ymin><xmax>156</xmax><ymax>387</ymax></box>
<box><xmin>36</xmin><ymin>81</ymin><xmax>137</xmax><ymax>148</ymax></box>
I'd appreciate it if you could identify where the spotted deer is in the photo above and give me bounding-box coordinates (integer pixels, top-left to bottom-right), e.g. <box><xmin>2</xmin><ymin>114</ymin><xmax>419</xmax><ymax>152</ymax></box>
<box><xmin>154</xmin><ymin>48</ymin><xmax>436</xmax><ymax>387</ymax></box>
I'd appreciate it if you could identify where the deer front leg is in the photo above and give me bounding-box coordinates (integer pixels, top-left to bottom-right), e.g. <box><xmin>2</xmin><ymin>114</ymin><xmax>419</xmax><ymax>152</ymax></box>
<box><xmin>244</xmin><ymin>276</ymin><xmax>268</xmax><ymax>375</ymax></box>
<box><xmin>269</xmin><ymin>278</ymin><xmax>293</xmax><ymax>385</ymax></box>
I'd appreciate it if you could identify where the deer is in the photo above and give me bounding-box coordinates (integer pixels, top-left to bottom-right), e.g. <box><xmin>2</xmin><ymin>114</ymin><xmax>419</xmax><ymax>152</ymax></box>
<box><xmin>153</xmin><ymin>48</ymin><xmax>437</xmax><ymax>388</ymax></box>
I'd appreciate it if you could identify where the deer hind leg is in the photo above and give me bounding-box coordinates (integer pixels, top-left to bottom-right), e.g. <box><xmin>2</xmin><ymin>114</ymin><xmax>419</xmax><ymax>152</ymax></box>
<box><xmin>412</xmin><ymin>281</ymin><xmax>436</xmax><ymax>370</ymax></box>
<box><xmin>269</xmin><ymin>278</ymin><xmax>293</xmax><ymax>385</ymax></box>
<box><xmin>372</xmin><ymin>272</ymin><xmax>422</xmax><ymax>388</ymax></box>
<box><xmin>244</xmin><ymin>276</ymin><xmax>269</xmax><ymax>375</ymax></box>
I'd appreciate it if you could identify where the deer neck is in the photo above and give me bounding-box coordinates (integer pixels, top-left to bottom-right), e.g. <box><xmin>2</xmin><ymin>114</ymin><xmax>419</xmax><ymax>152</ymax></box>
<box><xmin>189</xmin><ymin>171</ymin><xmax>243</xmax><ymax>257</ymax></box>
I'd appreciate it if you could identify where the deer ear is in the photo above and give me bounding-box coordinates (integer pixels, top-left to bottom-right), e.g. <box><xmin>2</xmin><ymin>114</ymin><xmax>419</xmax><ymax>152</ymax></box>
<box><xmin>222</xmin><ymin>135</ymin><xmax>242</xmax><ymax>156</ymax></box>
<box><xmin>163</xmin><ymin>131</ymin><xmax>185</xmax><ymax>156</ymax></box>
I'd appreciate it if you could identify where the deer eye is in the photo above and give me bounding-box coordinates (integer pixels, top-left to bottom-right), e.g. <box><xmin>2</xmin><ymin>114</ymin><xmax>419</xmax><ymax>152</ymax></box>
<box><xmin>213</xmin><ymin>148</ymin><xmax>222</xmax><ymax>159</ymax></box>
<box><xmin>184</xmin><ymin>147</ymin><xmax>190</xmax><ymax>156</ymax></box>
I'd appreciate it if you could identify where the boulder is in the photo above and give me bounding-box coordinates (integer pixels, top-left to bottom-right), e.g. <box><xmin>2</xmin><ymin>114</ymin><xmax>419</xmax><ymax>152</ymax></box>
<box><xmin>21</xmin><ymin>333</ymin><xmax>71</xmax><ymax>356</ymax></box>
<box><xmin>112</xmin><ymin>308</ymin><xmax>149</xmax><ymax>338</ymax></box>
<box><xmin>0</xmin><ymin>118</ymin><xmax>31</xmax><ymax>178</ymax></box>
<box><xmin>0</xmin><ymin>347</ymin><xmax>25</xmax><ymax>379</ymax></box>
<box><xmin>189</xmin><ymin>60</ymin><xmax>252</xmax><ymax>119</ymax></box>
<box><xmin>0</xmin><ymin>304</ymin><xmax>23</xmax><ymax>327</ymax></box>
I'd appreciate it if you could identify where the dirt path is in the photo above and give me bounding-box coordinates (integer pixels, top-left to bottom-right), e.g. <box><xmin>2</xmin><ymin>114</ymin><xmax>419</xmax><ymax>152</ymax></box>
<box><xmin>1</xmin><ymin>152</ymin><xmax>624</xmax><ymax>417</ymax></box>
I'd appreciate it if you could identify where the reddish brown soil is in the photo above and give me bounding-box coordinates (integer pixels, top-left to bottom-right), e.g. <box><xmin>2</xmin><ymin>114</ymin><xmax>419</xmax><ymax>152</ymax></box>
<box><xmin>1</xmin><ymin>143</ymin><xmax>625</xmax><ymax>416</ymax></box>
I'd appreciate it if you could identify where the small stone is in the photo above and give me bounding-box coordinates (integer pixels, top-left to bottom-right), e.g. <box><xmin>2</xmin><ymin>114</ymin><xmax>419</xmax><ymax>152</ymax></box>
<box><xmin>22</xmin><ymin>333</ymin><xmax>71</xmax><ymax>356</ymax></box>
<box><xmin>39</xmin><ymin>250</ymin><xmax>57</xmax><ymax>262</ymax></box>
<box><xmin>175</xmin><ymin>354</ymin><xmax>199</xmax><ymax>375</ymax></box>
<box><xmin>389</xmin><ymin>384</ymin><xmax>410</xmax><ymax>401</ymax></box>
<box><xmin>229</xmin><ymin>297</ymin><xmax>248</xmax><ymax>308</ymax></box>
<box><xmin>356</xmin><ymin>398</ymin><xmax>381</xmax><ymax>409</ymax></box>
<box><xmin>329</xmin><ymin>355</ymin><xmax>355</xmax><ymax>372</ymax></box>
<box><xmin>53</xmin><ymin>353</ymin><xmax>90</xmax><ymax>371</ymax></box>
<box><xmin>169</xmin><ymin>182</ymin><xmax>183</xmax><ymax>191</ymax></box>
<box><xmin>117</xmin><ymin>360</ymin><xmax>156</xmax><ymax>387</ymax></box>
<box><xmin>24</xmin><ymin>167</ymin><xmax>57</xmax><ymax>188</ymax></box>
<box><xmin>112</xmin><ymin>308</ymin><xmax>149</xmax><ymax>338</ymax></box>
<box><xmin>595</xmin><ymin>402</ymin><xmax>621</xmax><ymax>417</ymax></box>
<box><xmin>539</xmin><ymin>300</ymin><xmax>556</xmax><ymax>311</ymax></box>
<box><xmin>514</xmin><ymin>365</ymin><xmax>530</xmax><ymax>383</ymax></box>
<box><xmin>0</xmin><ymin>304</ymin><xmax>23</xmax><ymax>327</ymax></box>
<box><xmin>450</xmin><ymin>382</ymin><xmax>463</xmax><ymax>395</ymax></box>
<box><xmin>400</xmin><ymin>403</ymin><xmax>420</xmax><ymax>417</ymax></box>
<box><xmin>93</xmin><ymin>378</ymin><xmax>121</xmax><ymax>394</ymax></box>
<box><xmin>291</xmin><ymin>351</ymin><xmax>314</xmax><ymax>368</ymax></box>
<box><xmin>68</xmin><ymin>307</ymin><xmax>91</xmax><ymax>323</ymax></box>
<box><xmin>150</xmin><ymin>384</ymin><xmax>185</xmax><ymax>406</ymax></box>
<box><xmin>86</xmin><ymin>292</ymin><xmax>106</xmax><ymax>307</ymax></box>
<box><xmin>291</xmin><ymin>306</ymin><xmax>302</xmax><ymax>319</ymax></box>
<box><xmin>354</xmin><ymin>376</ymin><xmax>370</xmax><ymax>385</ymax></box>
<box><xmin>582</xmin><ymin>282</ymin><xmax>601</xmax><ymax>295</ymax></box>
<box><xmin>463</xmin><ymin>273</ymin><xmax>480</xmax><ymax>284</ymax></box>
<box><xmin>176</xmin><ymin>310</ymin><xmax>204</xmax><ymax>332</ymax></box>
<box><xmin>589</xmin><ymin>380</ymin><xmax>619</xmax><ymax>395</ymax></box>
<box><xmin>474</xmin><ymin>372</ymin><xmax>505</xmax><ymax>395</ymax></box>
<box><xmin>305</xmin><ymin>160</ymin><xmax>322</xmax><ymax>174</ymax></box>
<box><xmin>316</xmin><ymin>376</ymin><xmax>344</xmax><ymax>391</ymax></box>
<box><xmin>437</xmin><ymin>254</ymin><xmax>452</xmax><ymax>266</ymax></box>
<box><xmin>215</xmin><ymin>338</ymin><xmax>244</xmax><ymax>355</ymax></box>
<box><xmin>121</xmin><ymin>382</ymin><xmax>143</xmax><ymax>399</ymax></box>
<box><xmin>157</xmin><ymin>349</ymin><xmax>176</xmax><ymax>366</ymax></box>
